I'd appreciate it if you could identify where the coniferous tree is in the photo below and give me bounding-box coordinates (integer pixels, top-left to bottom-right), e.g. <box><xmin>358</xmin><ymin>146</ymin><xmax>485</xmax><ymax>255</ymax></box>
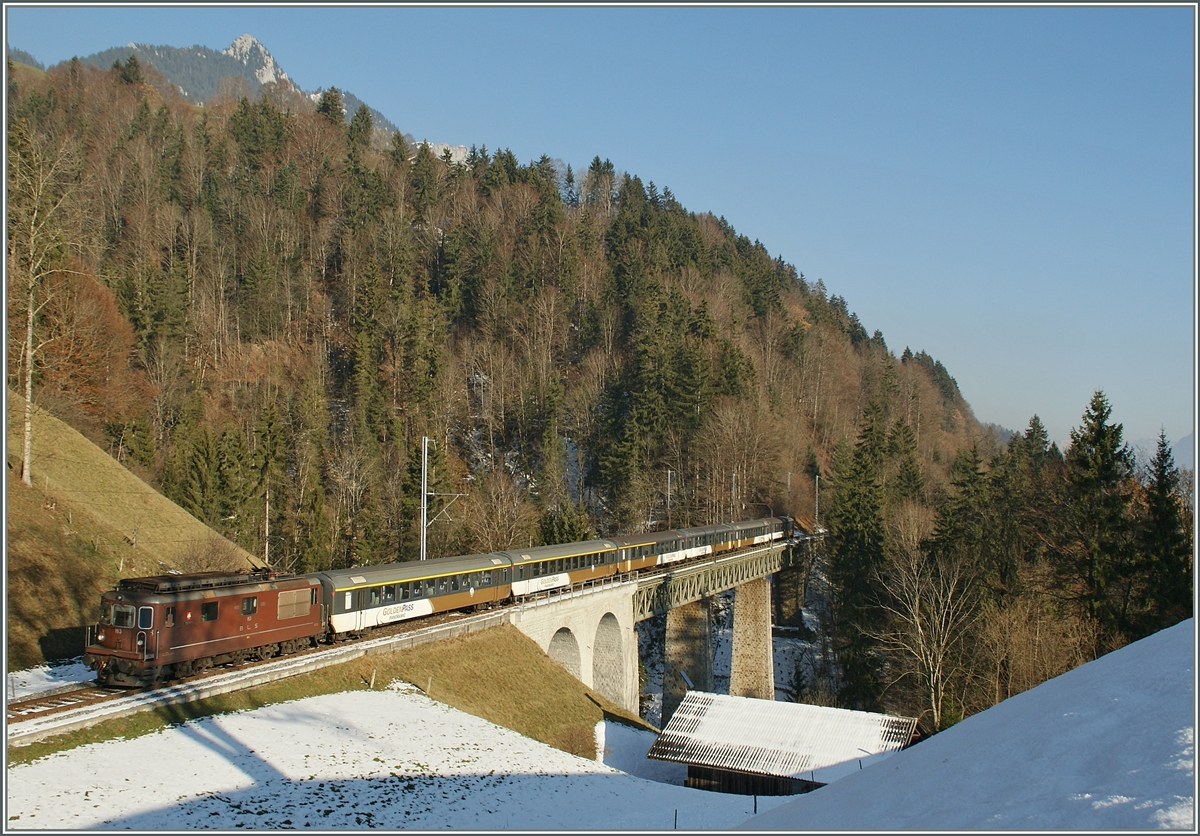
<box><xmin>1139</xmin><ymin>431</ymin><xmax>1193</xmax><ymax>630</ymax></box>
<box><xmin>1058</xmin><ymin>390</ymin><xmax>1138</xmax><ymax>648</ymax></box>
<box><xmin>825</xmin><ymin>426</ymin><xmax>887</xmax><ymax>710</ymax></box>
<box><xmin>315</xmin><ymin>87</ymin><xmax>344</xmax><ymax>126</ymax></box>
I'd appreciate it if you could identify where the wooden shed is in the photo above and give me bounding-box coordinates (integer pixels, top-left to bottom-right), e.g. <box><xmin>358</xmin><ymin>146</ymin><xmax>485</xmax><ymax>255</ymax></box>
<box><xmin>647</xmin><ymin>691</ymin><xmax>917</xmax><ymax>796</ymax></box>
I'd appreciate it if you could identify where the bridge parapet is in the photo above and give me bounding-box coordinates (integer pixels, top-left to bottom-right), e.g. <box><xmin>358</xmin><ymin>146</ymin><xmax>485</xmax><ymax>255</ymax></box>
<box><xmin>633</xmin><ymin>535</ymin><xmax>823</xmax><ymax>622</ymax></box>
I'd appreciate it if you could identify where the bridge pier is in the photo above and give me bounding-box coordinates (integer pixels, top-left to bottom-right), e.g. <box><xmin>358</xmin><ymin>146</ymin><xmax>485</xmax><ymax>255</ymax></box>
<box><xmin>662</xmin><ymin>597</ymin><xmax>714</xmax><ymax>727</ymax></box>
<box><xmin>505</xmin><ymin>582</ymin><xmax>639</xmax><ymax>715</ymax></box>
<box><xmin>728</xmin><ymin>576</ymin><xmax>774</xmax><ymax>700</ymax></box>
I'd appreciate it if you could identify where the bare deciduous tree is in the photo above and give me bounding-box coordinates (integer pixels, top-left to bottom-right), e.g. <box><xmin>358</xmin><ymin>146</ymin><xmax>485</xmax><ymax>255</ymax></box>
<box><xmin>464</xmin><ymin>469</ymin><xmax>537</xmax><ymax>553</ymax></box>
<box><xmin>872</xmin><ymin>546</ymin><xmax>980</xmax><ymax>732</ymax></box>
<box><xmin>171</xmin><ymin>533</ymin><xmax>252</xmax><ymax>574</ymax></box>
<box><xmin>7</xmin><ymin>123</ymin><xmax>82</xmax><ymax>485</ymax></box>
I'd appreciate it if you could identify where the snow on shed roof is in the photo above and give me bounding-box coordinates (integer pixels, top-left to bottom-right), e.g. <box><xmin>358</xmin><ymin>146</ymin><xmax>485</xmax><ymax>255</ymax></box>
<box><xmin>647</xmin><ymin>691</ymin><xmax>917</xmax><ymax>785</ymax></box>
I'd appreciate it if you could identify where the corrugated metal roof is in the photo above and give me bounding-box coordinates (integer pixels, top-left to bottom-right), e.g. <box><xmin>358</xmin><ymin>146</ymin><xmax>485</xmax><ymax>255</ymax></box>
<box><xmin>647</xmin><ymin>691</ymin><xmax>916</xmax><ymax>785</ymax></box>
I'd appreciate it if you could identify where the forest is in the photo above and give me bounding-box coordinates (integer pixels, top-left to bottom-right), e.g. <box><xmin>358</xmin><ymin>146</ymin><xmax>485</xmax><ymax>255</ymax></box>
<box><xmin>7</xmin><ymin>55</ymin><xmax>1193</xmax><ymax>733</ymax></box>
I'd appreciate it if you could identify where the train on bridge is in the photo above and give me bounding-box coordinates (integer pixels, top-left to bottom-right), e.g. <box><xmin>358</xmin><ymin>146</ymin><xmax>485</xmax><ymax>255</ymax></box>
<box><xmin>83</xmin><ymin>517</ymin><xmax>796</xmax><ymax>687</ymax></box>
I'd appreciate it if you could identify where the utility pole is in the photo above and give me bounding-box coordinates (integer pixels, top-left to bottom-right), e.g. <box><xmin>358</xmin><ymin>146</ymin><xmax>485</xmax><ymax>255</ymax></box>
<box><xmin>814</xmin><ymin>473</ymin><xmax>820</xmax><ymax>526</ymax></box>
<box><xmin>419</xmin><ymin>435</ymin><xmax>466</xmax><ymax>560</ymax></box>
<box><xmin>420</xmin><ymin>436</ymin><xmax>429</xmax><ymax>560</ymax></box>
<box><xmin>666</xmin><ymin>469</ymin><xmax>673</xmax><ymax>530</ymax></box>
<box><xmin>264</xmin><ymin>486</ymin><xmax>270</xmax><ymax>567</ymax></box>
<box><xmin>731</xmin><ymin>471</ymin><xmax>737</xmax><ymax>522</ymax></box>
<box><xmin>787</xmin><ymin>472</ymin><xmax>791</xmax><ymax>520</ymax></box>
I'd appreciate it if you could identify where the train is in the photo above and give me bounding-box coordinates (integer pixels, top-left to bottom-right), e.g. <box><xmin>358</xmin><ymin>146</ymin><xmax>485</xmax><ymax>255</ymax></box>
<box><xmin>82</xmin><ymin>516</ymin><xmax>794</xmax><ymax>687</ymax></box>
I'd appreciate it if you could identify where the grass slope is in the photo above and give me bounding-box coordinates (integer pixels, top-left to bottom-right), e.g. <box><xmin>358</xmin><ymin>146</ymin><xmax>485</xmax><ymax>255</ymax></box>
<box><xmin>5</xmin><ymin>393</ymin><xmax>260</xmax><ymax>667</ymax></box>
<box><xmin>9</xmin><ymin>623</ymin><xmax>653</xmax><ymax>765</ymax></box>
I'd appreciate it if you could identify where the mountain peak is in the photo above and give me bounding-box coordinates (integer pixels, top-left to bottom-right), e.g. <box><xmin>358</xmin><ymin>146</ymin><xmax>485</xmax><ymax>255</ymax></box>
<box><xmin>221</xmin><ymin>34</ymin><xmax>289</xmax><ymax>87</ymax></box>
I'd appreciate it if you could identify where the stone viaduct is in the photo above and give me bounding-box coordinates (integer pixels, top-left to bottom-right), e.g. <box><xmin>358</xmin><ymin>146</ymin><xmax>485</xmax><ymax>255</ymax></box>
<box><xmin>504</xmin><ymin>534</ymin><xmax>824</xmax><ymax>724</ymax></box>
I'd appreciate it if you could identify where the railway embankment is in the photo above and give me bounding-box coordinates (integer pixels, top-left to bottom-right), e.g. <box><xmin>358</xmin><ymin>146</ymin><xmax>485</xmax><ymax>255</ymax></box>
<box><xmin>7</xmin><ymin>620</ymin><xmax>649</xmax><ymax>765</ymax></box>
<box><xmin>6</xmin><ymin>392</ymin><xmax>261</xmax><ymax>670</ymax></box>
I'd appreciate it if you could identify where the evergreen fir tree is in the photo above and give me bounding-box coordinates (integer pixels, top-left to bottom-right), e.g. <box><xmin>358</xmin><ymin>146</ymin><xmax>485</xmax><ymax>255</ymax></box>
<box><xmin>1140</xmin><ymin>431</ymin><xmax>1193</xmax><ymax>630</ymax></box>
<box><xmin>825</xmin><ymin>431</ymin><xmax>887</xmax><ymax>710</ymax></box>
<box><xmin>1060</xmin><ymin>390</ymin><xmax>1138</xmax><ymax>646</ymax></box>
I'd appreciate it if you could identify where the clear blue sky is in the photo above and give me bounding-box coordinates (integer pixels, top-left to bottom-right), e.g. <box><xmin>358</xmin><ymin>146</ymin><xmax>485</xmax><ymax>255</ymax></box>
<box><xmin>6</xmin><ymin>4</ymin><xmax>1196</xmax><ymax>457</ymax></box>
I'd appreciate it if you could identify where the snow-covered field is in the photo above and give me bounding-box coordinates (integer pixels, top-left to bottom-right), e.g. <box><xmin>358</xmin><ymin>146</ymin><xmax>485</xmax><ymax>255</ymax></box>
<box><xmin>6</xmin><ymin>619</ymin><xmax>1193</xmax><ymax>830</ymax></box>
<box><xmin>5</xmin><ymin>681</ymin><xmax>787</xmax><ymax>830</ymax></box>
<box><xmin>7</xmin><ymin>592</ymin><xmax>1190</xmax><ymax>830</ymax></box>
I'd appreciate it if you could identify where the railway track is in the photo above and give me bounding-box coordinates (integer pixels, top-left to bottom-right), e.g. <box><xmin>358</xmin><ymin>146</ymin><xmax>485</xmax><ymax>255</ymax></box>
<box><xmin>6</xmin><ymin>683</ymin><xmax>128</xmax><ymax>724</ymax></box>
<box><xmin>7</xmin><ymin>540</ymin><xmax>807</xmax><ymax>748</ymax></box>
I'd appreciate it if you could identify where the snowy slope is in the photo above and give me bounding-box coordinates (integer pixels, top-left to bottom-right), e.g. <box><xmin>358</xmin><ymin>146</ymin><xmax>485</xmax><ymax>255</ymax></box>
<box><xmin>4</xmin><ymin>682</ymin><xmax>787</xmax><ymax>830</ymax></box>
<box><xmin>5</xmin><ymin>620</ymin><xmax>1193</xmax><ymax>830</ymax></box>
<box><xmin>742</xmin><ymin>618</ymin><xmax>1195</xmax><ymax>830</ymax></box>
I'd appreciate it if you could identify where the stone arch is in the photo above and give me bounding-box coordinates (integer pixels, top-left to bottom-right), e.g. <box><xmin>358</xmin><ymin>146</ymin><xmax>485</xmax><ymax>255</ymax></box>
<box><xmin>592</xmin><ymin>612</ymin><xmax>625</xmax><ymax>707</ymax></box>
<box><xmin>548</xmin><ymin>627</ymin><xmax>581</xmax><ymax>679</ymax></box>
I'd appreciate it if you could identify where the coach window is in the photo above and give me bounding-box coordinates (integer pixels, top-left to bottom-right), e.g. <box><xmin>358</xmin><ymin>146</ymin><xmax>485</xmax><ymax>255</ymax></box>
<box><xmin>437</xmin><ymin>577</ymin><xmax>449</xmax><ymax>594</ymax></box>
<box><xmin>368</xmin><ymin>587</ymin><xmax>381</xmax><ymax>607</ymax></box>
<box><xmin>344</xmin><ymin>591</ymin><xmax>353</xmax><ymax>611</ymax></box>
<box><xmin>242</xmin><ymin>597</ymin><xmax>257</xmax><ymax>616</ymax></box>
<box><xmin>423</xmin><ymin>579</ymin><xmax>436</xmax><ymax>597</ymax></box>
<box><xmin>410</xmin><ymin>582</ymin><xmax>421</xmax><ymax>598</ymax></box>
<box><xmin>384</xmin><ymin>585</ymin><xmax>396</xmax><ymax>603</ymax></box>
<box><xmin>480</xmin><ymin>571</ymin><xmax>491</xmax><ymax>586</ymax></box>
<box><xmin>138</xmin><ymin>607</ymin><xmax>154</xmax><ymax>630</ymax></box>
<box><xmin>201</xmin><ymin>602</ymin><xmax>219</xmax><ymax>622</ymax></box>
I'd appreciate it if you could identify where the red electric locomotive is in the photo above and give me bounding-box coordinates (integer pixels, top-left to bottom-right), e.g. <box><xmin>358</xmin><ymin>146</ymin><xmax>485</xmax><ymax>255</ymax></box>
<box><xmin>82</xmin><ymin>568</ymin><xmax>326</xmax><ymax>686</ymax></box>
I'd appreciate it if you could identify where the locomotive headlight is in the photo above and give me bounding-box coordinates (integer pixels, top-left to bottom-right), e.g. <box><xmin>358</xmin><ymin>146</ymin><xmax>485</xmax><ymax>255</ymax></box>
<box><xmin>137</xmin><ymin>635</ymin><xmax>145</xmax><ymax>646</ymax></box>
<box><xmin>96</xmin><ymin>631</ymin><xmax>106</xmax><ymax>642</ymax></box>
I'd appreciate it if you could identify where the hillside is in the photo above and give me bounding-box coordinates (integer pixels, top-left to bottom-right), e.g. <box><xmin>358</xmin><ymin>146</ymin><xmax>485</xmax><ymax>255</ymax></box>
<box><xmin>5</xmin><ymin>391</ymin><xmax>261</xmax><ymax>667</ymax></box>
<box><xmin>6</xmin><ymin>620</ymin><xmax>1191</xmax><ymax>829</ymax></box>
<box><xmin>15</xmin><ymin>49</ymin><xmax>1186</xmax><ymax>733</ymax></box>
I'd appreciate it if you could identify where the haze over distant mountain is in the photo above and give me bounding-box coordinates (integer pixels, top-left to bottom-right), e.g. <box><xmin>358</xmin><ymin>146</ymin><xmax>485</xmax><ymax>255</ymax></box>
<box><xmin>15</xmin><ymin>34</ymin><xmax>401</xmax><ymax>135</ymax></box>
<box><xmin>6</xmin><ymin>46</ymin><xmax>43</xmax><ymax>70</ymax></box>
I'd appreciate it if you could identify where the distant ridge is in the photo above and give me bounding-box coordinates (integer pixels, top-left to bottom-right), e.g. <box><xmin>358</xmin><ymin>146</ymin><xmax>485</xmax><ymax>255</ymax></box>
<box><xmin>68</xmin><ymin>35</ymin><xmax>400</xmax><ymax>134</ymax></box>
<box><xmin>6</xmin><ymin>46</ymin><xmax>44</xmax><ymax>70</ymax></box>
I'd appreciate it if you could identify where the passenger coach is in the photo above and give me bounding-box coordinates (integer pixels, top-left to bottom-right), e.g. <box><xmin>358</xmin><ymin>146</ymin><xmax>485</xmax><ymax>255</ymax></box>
<box><xmin>499</xmin><ymin>538</ymin><xmax>621</xmax><ymax>597</ymax></box>
<box><xmin>312</xmin><ymin>552</ymin><xmax>512</xmax><ymax>634</ymax></box>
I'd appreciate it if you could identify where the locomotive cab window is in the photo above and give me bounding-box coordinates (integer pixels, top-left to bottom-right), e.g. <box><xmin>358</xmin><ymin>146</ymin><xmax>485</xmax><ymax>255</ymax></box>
<box><xmin>242</xmin><ymin>597</ymin><xmax>257</xmax><ymax>616</ymax></box>
<box><xmin>138</xmin><ymin>607</ymin><xmax>154</xmax><ymax>629</ymax></box>
<box><xmin>201</xmin><ymin>602</ymin><xmax>218</xmax><ymax>622</ymax></box>
<box><xmin>112</xmin><ymin>604</ymin><xmax>135</xmax><ymax>628</ymax></box>
<box><xmin>165</xmin><ymin>606</ymin><xmax>175</xmax><ymax>627</ymax></box>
